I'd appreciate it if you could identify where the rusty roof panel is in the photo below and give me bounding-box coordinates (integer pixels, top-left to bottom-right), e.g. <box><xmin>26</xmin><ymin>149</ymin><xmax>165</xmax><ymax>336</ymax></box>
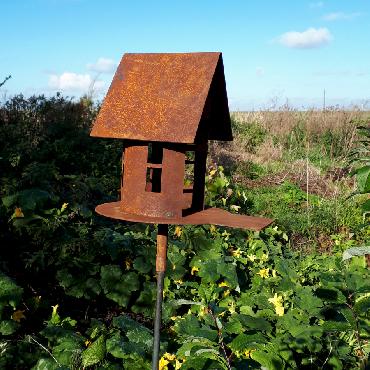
<box><xmin>90</xmin><ymin>52</ymin><xmax>232</xmax><ymax>143</ymax></box>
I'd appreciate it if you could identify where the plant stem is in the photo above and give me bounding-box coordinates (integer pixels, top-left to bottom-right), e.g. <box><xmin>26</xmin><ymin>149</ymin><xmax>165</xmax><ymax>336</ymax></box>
<box><xmin>208</xmin><ymin>306</ymin><xmax>232</xmax><ymax>370</ymax></box>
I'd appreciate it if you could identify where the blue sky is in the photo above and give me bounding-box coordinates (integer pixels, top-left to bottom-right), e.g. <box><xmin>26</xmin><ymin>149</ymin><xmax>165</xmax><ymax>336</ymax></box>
<box><xmin>1</xmin><ymin>0</ymin><xmax>369</xmax><ymax>110</ymax></box>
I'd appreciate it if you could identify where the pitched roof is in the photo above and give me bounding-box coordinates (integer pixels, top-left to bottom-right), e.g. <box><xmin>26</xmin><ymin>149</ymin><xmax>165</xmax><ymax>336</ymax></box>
<box><xmin>90</xmin><ymin>52</ymin><xmax>232</xmax><ymax>143</ymax></box>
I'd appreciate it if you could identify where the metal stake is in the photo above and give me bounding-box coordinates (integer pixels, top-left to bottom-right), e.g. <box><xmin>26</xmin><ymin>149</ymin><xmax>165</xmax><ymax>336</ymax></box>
<box><xmin>152</xmin><ymin>224</ymin><xmax>168</xmax><ymax>370</ymax></box>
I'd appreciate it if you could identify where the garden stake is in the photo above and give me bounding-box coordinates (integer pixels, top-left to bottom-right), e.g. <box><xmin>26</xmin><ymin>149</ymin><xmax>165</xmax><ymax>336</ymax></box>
<box><xmin>152</xmin><ymin>224</ymin><xmax>168</xmax><ymax>370</ymax></box>
<box><xmin>89</xmin><ymin>52</ymin><xmax>273</xmax><ymax>369</ymax></box>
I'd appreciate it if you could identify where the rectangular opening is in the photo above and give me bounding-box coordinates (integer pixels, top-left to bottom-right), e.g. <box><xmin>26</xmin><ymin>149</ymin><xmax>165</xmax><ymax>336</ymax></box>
<box><xmin>146</xmin><ymin>167</ymin><xmax>162</xmax><ymax>193</ymax></box>
<box><xmin>184</xmin><ymin>151</ymin><xmax>195</xmax><ymax>192</ymax></box>
<box><xmin>147</xmin><ymin>142</ymin><xmax>163</xmax><ymax>164</ymax></box>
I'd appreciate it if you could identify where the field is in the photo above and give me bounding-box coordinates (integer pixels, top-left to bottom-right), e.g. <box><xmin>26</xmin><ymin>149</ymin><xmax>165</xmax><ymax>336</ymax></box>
<box><xmin>0</xmin><ymin>95</ymin><xmax>369</xmax><ymax>369</ymax></box>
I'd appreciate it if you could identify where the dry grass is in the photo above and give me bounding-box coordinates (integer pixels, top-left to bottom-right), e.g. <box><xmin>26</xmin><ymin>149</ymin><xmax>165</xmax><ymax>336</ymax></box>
<box><xmin>209</xmin><ymin>109</ymin><xmax>369</xmax><ymax>198</ymax></box>
<box><xmin>231</xmin><ymin>108</ymin><xmax>368</xmax><ymax>138</ymax></box>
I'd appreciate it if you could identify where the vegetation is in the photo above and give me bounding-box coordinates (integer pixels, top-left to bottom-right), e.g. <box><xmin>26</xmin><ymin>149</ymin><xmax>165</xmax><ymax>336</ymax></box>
<box><xmin>0</xmin><ymin>95</ymin><xmax>369</xmax><ymax>369</ymax></box>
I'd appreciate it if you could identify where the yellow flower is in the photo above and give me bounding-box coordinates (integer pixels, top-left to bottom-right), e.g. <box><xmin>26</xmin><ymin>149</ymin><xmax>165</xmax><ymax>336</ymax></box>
<box><xmin>191</xmin><ymin>266</ymin><xmax>199</xmax><ymax>275</ymax></box>
<box><xmin>228</xmin><ymin>301</ymin><xmax>236</xmax><ymax>314</ymax></box>
<box><xmin>159</xmin><ymin>353</ymin><xmax>176</xmax><ymax>370</ymax></box>
<box><xmin>261</xmin><ymin>253</ymin><xmax>269</xmax><ymax>261</ymax></box>
<box><xmin>230</xmin><ymin>204</ymin><xmax>241</xmax><ymax>212</ymax></box>
<box><xmin>247</xmin><ymin>254</ymin><xmax>257</xmax><ymax>262</ymax></box>
<box><xmin>231</xmin><ymin>248</ymin><xmax>241</xmax><ymax>258</ymax></box>
<box><xmin>209</xmin><ymin>169</ymin><xmax>217</xmax><ymax>177</ymax></box>
<box><xmin>174</xmin><ymin>279</ymin><xmax>183</xmax><ymax>285</ymax></box>
<box><xmin>244</xmin><ymin>349</ymin><xmax>256</xmax><ymax>358</ymax></box>
<box><xmin>257</xmin><ymin>268</ymin><xmax>269</xmax><ymax>278</ymax></box>
<box><xmin>199</xmin><ymin>306</ymin><xmax>209</xmax><ymax>317</ymax></box>
<box><xmin>223</xmin><ymin>290</ymin><xmax>230</xmax><ymax>297</ymax></box>
<box><xmin>12</xmin><ymin>310</ymin><xmax>26</xmax><ymax>322</ymax></box>
<box><xmin>174</xmin><ymin>226</ymin><xmax>182</xmax><ymax>238</ymax></box>
<box><xmin>218</xmin><ymin>281</ymin><xmax>229</xmax><ymax>288</ymax></box>
<box><xmin>268</xmin><ymin>293</ymin><xmax>284</xmax><ymax>316</ymax></box>
<box><xmin>164</xmin><ymin>353</ymin><xmax>176</xmax><ymax>361</ymax></box>
<box><xmin>275</xmin><ymin>305</ymin><xmax>284</xmax><ymax>316</ymax></box>
<box><xmin>209</xmin><ymin>225</ymin><xmax>217</xmax><ymax>234</ymax></box>
<box><xmin>221</xmin><ymin>230</ymin><xmax>231</xmax><ymax>240</ymax></box>
<box><xmin>268</xmin><ymin>293</ymin><xmax>283</xmax><ymax>307</ymax></box>
<box><xmin>61</xmin><ymin>202</ymin><xmax>68</xmax><ymax>212</ymax></box>
<box><xmin>124</xmin><ymin>259</ymin><xmax>132</xmax><ymax>270</ymax></box>
<box><xmin>85</xmin><ymin>339</ymin><xmax>91</xmax><ymax>347</ymax></box>
<box><xmin>14</xmin><ymin>207</ymin><xmax>24</xmax><ymax>218</ymax></box>
<box><xmin>175</xmin><ymin>358</ymin><xmax>183</xmax><ymax>369</ymax></box>
<box><xmin>52</xmin><ymin>304</ymin><xmax>59</xmax><ymax>316</ymax></box>
<box><xmin>159</xmin><ymin>356</ymin><xmax>169</xmax><ymax>370</ymax></box>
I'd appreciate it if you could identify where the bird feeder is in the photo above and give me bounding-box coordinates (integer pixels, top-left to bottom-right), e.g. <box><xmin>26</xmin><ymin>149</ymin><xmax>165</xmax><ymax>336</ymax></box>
<box><xmin>90</xmin><ymin>52</ymin><xmax>273</xmax><ymax>370</ymax></box>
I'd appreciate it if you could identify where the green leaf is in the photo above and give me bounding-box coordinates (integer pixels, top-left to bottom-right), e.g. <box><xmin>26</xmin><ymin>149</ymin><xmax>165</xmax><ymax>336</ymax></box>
<box><xmin>131</xmin><ymin>282</ymin><xmax>156</xmax><ymax>316</ymax></box>
<box><xmin>251</xmin><ymin>349</ymin><xmax>284</xmax><ymax>370</ymax></box>
<box><xmin>81</xmin><ymin>334</ymin><xmax>106</xmax><ymax>367</ymax></box>
<box><xmin>126</xmin><ymin>328</ymin><xmax>153</xmax><ymax>350</ymax></box>
<box><xmin>112</xmin><ymin>315</ymin><xmax>149</xmax><ymax>333</ymax></box>
<box><xmin>1</xmin><ymin>194</ymin><xmax>17</xmax><ymax>208</ymax></box>
<box><xmin>133</xmin><ymin>256</ymin><xmax>152</xmax><ymax>274</ymax></box>
<box><xmin>354</xmin><ymin>295</ymin><xmax>370</xmax><ymax>313</ymax></box>
<box><xmin>174</xmin><ymin>315</ymin><xmax>218</xmax><ymax>341</ymax></box>
<box><xmin>100</xmin><ymin>266</ymin><xmax>139</xmax><ymax>307</ymax></box>
<box><xmin>31</xmin><ymin>358</ymin><xmax>66</xmax><ymax>370</ymax></box>
<box><xmin>0</xmin><ymin>272</ymin><xmax>23</xmax><ymax>310</ymax></box>
<box><xmin>237</xmin><ymin>314</ymin><xmax>272</xmax><ymax>331</ymax></box>
<box><xmin>342</xmin><ymin>246</ymin><xmax>370</xmax><ymax>261</ymax></box>
<box><xmin>355</xmin><ymin>165</ymin><xmax>370</xmax><ymax>193</ymax></box>
<box><xmin>0</xmin><ymin>320</ymin><xmax>18</xmax><ymax>335</ymax></box>
<box><xmin>52</xmin><ymin>336</ymin><xmax>84</xmax><ymax>366</ymax></box>
<box><xmin>229</xmin><ymin>333</ymin><xmax>265</xmax><ymax>352</ymax></box>
<box><xmin>362</xmin><ymin>198</ymin><xmax>370</xmax><ymax>213</ymax></box>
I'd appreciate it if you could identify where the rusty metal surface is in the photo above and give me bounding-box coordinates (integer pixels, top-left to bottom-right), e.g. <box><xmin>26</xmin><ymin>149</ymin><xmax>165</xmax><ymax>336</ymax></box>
<box><xmin>95</xmin><ymin>202</ymin><xmax>273</xmax><ymax>231</ymax></box>
<box><xmin>120</xmin><ymin>144</ymin><xmax>186</xmax><ymax>219</ymax></box>
<box><xmin>90</xmin><ymin>52</ymin><xmax>232</xmax><ymax>143</ymax></box>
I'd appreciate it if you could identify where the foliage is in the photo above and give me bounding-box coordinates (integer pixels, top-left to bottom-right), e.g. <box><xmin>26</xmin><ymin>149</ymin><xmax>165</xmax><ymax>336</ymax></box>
<box><xmin>349</xmin><ymin>125</ymin><xmax>370</xmax><ymax>219</ymax></box>
<box><xmin>0</xmin><ymin>95</ymin><xmax>369</xmax><ymax>369</ymax></box>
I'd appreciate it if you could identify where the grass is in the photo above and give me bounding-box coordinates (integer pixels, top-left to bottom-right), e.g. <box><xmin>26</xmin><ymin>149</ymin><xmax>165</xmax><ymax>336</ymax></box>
<box><xmin>209</xmin><ymin>108</ymin><xmax>370</xmax><ymax>253</ymax></box>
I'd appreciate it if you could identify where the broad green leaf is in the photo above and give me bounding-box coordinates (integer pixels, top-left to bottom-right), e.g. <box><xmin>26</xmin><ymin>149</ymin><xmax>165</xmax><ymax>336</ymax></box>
<box><xmin>174</xmin><ymin>315</ymin><xmax>217</xmax><ymax>341</ymax></box>
<box><xmin>112</xmin><ymin>315</ymin><xmax>149</xmax><ymax>333</ymax></box>
<box><xmin>228</xmin><ymin>333</ymin><xmax>265</xmax><ymax>352</ymax></box>
<box><xmin>52</xmin><ymin>336</ymin><xmax>84</xmax><ymax>366</ymax></box>
<box><xmin>81</xmin><ymin>334</ymin><xmax>106</xmax><ymax>367</ymax></box>
<box><xmin>0</xmin><ymin>272</ymin><xmax>23</xmax><ymax>310</ymax></box>
<box><xmin>31</xmin><ymin>358</ymin><xmax>67</xmax><ymax>370</ymax></box>
<box><xmin>0</xmin><ymin>320</ymin><xmax>18</xmax><ymax>335</ymax></box>
<box><xmin>100</xmin><ymin>266</ymin><xmax>139</xmax><ymax>307</ymax></box>
<box><xmin>355</xmin><ymin>165</ymin><xmax>370</xmax><ymax>193</ymax></box>
<box><xmin>237</xmin><ymin>314</ymin><xmax>272</xmax><ymax>331</ymax></box>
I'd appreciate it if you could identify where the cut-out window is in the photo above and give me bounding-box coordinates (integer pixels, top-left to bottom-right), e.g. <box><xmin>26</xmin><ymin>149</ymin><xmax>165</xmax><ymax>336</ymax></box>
<box><xmin>146</xmin><ymin>167</ymin><xmax>162</xmax><ymax>193</ymax></box>
<box><xmin>184</xmin><ymin>151</ymin><xmax>195</xmax><ymax>192</ymax></box>
<box><xmin>146</xmin><ymin>143</ymin><xmax>163</xmax><ymax>193</ymax></box>
<box><xmin>147</xmin><ymin>142</ymin><xmax>163</xmax><ymax>164</ymax></box>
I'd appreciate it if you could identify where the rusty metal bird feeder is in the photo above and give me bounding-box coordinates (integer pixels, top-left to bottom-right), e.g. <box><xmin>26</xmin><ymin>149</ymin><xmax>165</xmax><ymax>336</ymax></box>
<box><xmin>90</xmin><ymin>52</ymin><xmax>273</xmax><ymax>369</ymax></box>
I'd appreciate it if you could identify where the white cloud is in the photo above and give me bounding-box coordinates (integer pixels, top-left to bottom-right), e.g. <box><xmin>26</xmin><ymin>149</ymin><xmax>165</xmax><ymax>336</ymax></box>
<box><xmin>48</xmin><ymin>72</ymin><xmax>104</xmax><ymax>92</ymax></box>
<box><xmin>87</xmin><ymin>57</ymin><xmax>117</xmax><ymax>73</ymax></box>
<box><xmin>309</xmin><ymin>2</ymin><xmax>324</xmax><ymax>8</ymax></box>
<box><xmin>256</xmin><ymin>67</ymin><xmax>265</xmax><ymax>76</ymax></box>
<box><xmin>322</xmin><ymin>12</ymin><xmax>362</xmax><ymax>21</ymax></box>
<box><xmin>277</xmin><ymin>27</ymin><xmax>332</xmax><ymax>49</ymax></box>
